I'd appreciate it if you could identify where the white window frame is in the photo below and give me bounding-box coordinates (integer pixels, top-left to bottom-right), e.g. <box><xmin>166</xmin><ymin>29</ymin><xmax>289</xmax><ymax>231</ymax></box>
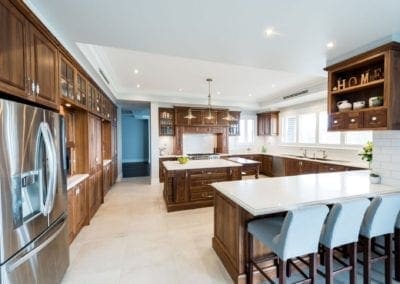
<box><xmin>280</xmin><ymin>108</ymin><xmax>372</xmax><ymax>149</ymax></box>
<box><xmin>238</xmin><ymin>117</ymin><xmax>255</xmax><ymax>146</ymax></box>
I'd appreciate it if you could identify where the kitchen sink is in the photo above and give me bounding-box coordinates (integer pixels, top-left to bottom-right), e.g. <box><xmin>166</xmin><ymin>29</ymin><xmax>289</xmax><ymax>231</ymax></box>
<box><xmin>284</xmin><ymin>154</ymin><xmax>348</xmax><ymax>163</ymax></box>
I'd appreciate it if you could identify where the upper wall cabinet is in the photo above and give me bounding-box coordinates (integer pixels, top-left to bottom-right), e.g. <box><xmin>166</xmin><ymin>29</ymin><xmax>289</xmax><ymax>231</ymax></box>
<box><xmin>0</xmin><ymin>0</ymin><xmax>28</xmax><ymax>98</ymax></box>
<box><xmin>0</xmin><ymin>0</ymin><xmax>58</xmax><ymax>110</ymax></box>
<box><xmin>29</xmin><ymin>24</ymin><xmax>59</xmax><ymax>109</ymax></box>
<box><xmin>325</xmin><ymin>42</ymin><xmax>400</xmax><ymax>131</ymax></box>
<box><xmin>257</xmin><ymin>111</ymin><xmax>279</xmax><ymax>136</ymax></box>
<box><xmin>174</xmin><ymin>107</ymin><xmax>230</xmax><ymax>127</ymax></box>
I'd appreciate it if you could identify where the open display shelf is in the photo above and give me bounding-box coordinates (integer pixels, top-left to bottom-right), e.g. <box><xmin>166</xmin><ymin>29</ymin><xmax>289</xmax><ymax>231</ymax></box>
<box><xmin>325</xmin><ymin>42</ymin><xmax>400</xmax><ymax>131</ymax></box>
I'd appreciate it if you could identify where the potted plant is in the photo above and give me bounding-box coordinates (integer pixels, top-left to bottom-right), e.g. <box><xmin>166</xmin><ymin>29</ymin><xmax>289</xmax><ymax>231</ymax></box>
<box><xmin>358</xmin><ymin>141</ymin><xmax>373</xmax><ymax>169</ymax></box>
<box><xmin>369</xmin><ymin>172</ymin><xmax>381</xmax><ymax>184</ymax></box>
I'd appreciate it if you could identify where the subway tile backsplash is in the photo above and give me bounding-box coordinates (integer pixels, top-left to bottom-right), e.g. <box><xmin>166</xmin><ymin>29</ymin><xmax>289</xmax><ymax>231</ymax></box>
<box><xmin>372</xmin><ymin>130</ymin><xmax>400</xmax><ymax>186</ymax></box>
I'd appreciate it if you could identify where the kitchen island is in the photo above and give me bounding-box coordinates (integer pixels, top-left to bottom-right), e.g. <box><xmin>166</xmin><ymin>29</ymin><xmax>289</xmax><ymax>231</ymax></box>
<box><xmin>211</xmin><ymin>171</ymin><xmax>400</xmax><ymax>283</ymax></box>
<box><xmin>162</xmin><ymin>159</ymin><xmax>242</xmax><ymax>211</ymax></box>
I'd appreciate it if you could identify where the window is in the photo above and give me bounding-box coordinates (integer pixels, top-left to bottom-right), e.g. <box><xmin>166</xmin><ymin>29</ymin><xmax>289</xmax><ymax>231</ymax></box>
<box><xmin>281</xmin><ymin>108</ymin><xmax>372</xmax><ymax>147</ymax></box>
<box><xmin>298</xmin><ymin>113</ymin><xmax>316</xmax><ymax>143</ymax></box>
<box><xmin>318</xmin><ymin>111</ymin><xmax>341</xmax><ymax>144</ymax></box>
<box><xmin>345</xmin><ymin>131</ymin><xmax>373</xmax><ymax>145</ymax></box>
<box><xmin>238</xmin><ymin>118</ymin><xmax>254</xmax><ymax>144</ymax></box>
<box><xmin>282</xmin><ymin>116</ymin><xmax>297</xmax><ymax>143</ymax></box>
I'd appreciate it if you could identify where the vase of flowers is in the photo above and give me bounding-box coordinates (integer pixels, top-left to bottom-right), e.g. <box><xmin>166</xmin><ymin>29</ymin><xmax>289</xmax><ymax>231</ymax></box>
<box><xmin>359</xmin><ymin>141</ymin><xmax>373</xmax><ymax>169</ymax></box>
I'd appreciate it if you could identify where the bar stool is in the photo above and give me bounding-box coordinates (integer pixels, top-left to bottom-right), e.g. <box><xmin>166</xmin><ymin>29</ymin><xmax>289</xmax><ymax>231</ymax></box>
<box><xmin>395</xmin><ymin>214</ymin><xmax>400</xmax><ymax>281</ymax></box>
<box><xmin>319</xmin><ymin>198</ymin><xmax>370</xmax><ymax>284</ymax></box>
<box><xmin>359</xmin><ymin>194</ymin><xmax>400</xmax><ymax>284</ymax></box>
<box><xmin>246</xmin><ymin>204</ymin><xmax>329</xmax><ymax>284</ymax></box>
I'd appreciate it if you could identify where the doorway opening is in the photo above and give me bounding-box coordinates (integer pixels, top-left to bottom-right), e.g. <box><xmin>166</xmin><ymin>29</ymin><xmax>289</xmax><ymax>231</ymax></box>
<box><xmin>121</xmin><ymin>102</ymin><xmax>150</xmax><ymax>178</ymax></box>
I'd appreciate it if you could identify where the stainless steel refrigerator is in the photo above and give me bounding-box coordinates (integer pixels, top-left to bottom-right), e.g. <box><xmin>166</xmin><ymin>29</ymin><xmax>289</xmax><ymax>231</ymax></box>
<box><xmin>0</xmin><ymin>98</ymin><xmax>69</xmax><ymax>284</ymax></box>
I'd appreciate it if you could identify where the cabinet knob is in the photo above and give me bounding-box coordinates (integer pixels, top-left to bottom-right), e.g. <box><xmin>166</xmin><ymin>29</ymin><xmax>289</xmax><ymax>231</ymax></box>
<box><xmin>350</xmin><ymin>118</ymin><xmax>356</xmax><ymax>123</ymax></box>
<box><xmin>333</xmin><ymin>120</ymin><xmax>338</xmax><ymax>124</ymax></box>
<box><xmin>371</xmin><ymin>116</ymin><xmax>377</xmax><ymax>121</ymax></box>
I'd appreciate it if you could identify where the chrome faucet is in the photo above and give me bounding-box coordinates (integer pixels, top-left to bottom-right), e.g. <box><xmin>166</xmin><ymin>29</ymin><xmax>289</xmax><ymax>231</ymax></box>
<box><xmin>301</xmin><ymin>148</ymin><xmax>307</xmax><ymax>158</ymax></box>
<box><xmin>319</xmin><ymin>150</ymin><xmax>328</xmax><ymax>160</ymax></box>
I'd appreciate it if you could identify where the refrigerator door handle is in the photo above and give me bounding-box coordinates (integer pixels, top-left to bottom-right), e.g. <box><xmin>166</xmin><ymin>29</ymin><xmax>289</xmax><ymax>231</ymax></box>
<box><xmin>38</xmin><ymin>122</ymin><xmax>57</xmax><ymax>216</ymax></box>
<box><xmin>6</xmin><ymin>218</ymin><xmax>66</xmax><ymax>272</ymax></box>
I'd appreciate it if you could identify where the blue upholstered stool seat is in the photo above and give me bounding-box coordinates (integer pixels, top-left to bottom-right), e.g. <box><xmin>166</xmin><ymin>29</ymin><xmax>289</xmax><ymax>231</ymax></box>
<box><xmin>318</xmin><ymin>198</ymin><xmax>370</xmax><ymax>284</ymax></box>
<box><xmin>246</xmin><ymin>205</ymin><xmax>328</xmax><ymax>284</ymax></box>
<box><xmin>359</xmin><ymin>194</ymin><xmax>400</xmax><ymax>284</ymax></box>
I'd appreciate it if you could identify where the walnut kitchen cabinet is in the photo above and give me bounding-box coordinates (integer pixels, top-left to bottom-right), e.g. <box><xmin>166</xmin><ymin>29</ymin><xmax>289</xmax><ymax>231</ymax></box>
<box><xmin>257</xmin><ymin>111</ymin><xmax>279</xmax><ymax>136</ymax></box>
<box><xmin>67</xmin><ymin>178</ymin><xmax>88</xmax><ymax>244</ymax></box>
<box><xmin>262</xmin><ymin>155</ymin><xmax>273</xmax><ymax>176</ymax></box>
<box><xmin>0</xmin><ymin>0</ymin><xmax>29</xmax><ymax>99</ymax></box>
<box><xmin>163</xmin><ymin>166</ymin><xmax>242</xmax><ymax>212</ymax></box>
<box><xmin>88</xmin><ymin>170</ymin><xmax>103</xmax><ymax>219</ymax></box>
<box><xmin>318</xmin><ymin>163</ymin><xmax>346</xmax><ymax>173</ymax></box>
<box><xmin>284</xmin><ymin>158</ymin><xmax>318</xmax><ymax>176</ymax></box>
<box><xmin>0</xmin><ymin>0</ymin><xmax>59</xmax><ymax>110</ymax></box>
<box><xmin>103</xmin><ymin>162</ymin><xmax>111</xmax><ymax>196</ymax></box>
<box><xmin>88</xmin><ymin>114</ymin><xmax>102</xmax><ymax>174</ymax></box>
<box><xmin>325</xmin><ymin>42</ymin><xmax>400</xmax><ymax>131</ymax></box>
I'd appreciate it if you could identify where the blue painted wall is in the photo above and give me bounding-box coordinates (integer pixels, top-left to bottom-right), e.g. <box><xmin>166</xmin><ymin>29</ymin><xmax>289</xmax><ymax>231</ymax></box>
<box><xmin>121</xmin><ymin>116</ymin><xmax>149</xmax><ymax>162</ymax></box>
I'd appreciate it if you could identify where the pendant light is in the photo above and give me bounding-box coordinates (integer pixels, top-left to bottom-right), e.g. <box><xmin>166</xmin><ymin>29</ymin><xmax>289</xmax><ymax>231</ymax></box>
<box><xmin>222</xmin><ymin>111</ymin><xmax>233</xmax><ymax>121</ymax></box>
<box><xmin>184</xmin><ymin>108</ymin><xmax>196</xmax><ymax>119</ymax></box>
<box><xmin>204</xmin><ymin>78</ymin><xmax>214</xmax><ymax>120</ymax></box>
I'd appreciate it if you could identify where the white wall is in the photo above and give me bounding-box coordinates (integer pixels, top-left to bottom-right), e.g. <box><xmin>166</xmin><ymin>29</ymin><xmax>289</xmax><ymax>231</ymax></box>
<box><xmin>150</xmin><ymin>102</ymin><xmax>160</xmax><ymax>184</ymax></box>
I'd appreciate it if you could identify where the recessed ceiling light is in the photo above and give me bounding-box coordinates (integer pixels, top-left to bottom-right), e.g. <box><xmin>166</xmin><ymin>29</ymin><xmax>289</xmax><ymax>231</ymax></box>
<box><xmin>271</xmin><ymin>84</ymin><xmax>276</xmax><ymax>88</ymax></box>
<box><xmin>264</xmin><ymin>27</ymin><xmax>280</xmax><ymax>38</ymax></box>
<box><xmin>248</xmin><ymin>93</ymin><xmax>252</xmax><ymax>97</ymax></box>
<box><xmin>326</xmin><ymin>41</ymin><xmax>335</xmax><ymax>49</ymax></box>
<box><xmin>217</xmin><ymin>91</ymin><xmax>221</xmax><ymax>95</ymax></box>
<box><xmin>133</xmin><ymin>69</ymin><xmax>139</xmax><ymax>74</ymax></box>
<box><xmin>178</xmin><ymin>88</ymin><xmax>183</xmax><ymax>92</ymax></box>
<box><xmin>65</xmin><ymin>103</ymin><xmax>71</xmax><ymax>107</ymax></box>
<box><xmin>136</xmin><ymin>84</ymin><xmax>141</xmax><ymax>88</ymax></box>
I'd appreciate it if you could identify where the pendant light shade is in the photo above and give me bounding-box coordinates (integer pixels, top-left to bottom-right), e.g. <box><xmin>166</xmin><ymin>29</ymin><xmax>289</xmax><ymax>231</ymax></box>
<box><xmin>184</xmin><ymin>108</ymin><xmax>196</xmax><ymax>119</ymax></box>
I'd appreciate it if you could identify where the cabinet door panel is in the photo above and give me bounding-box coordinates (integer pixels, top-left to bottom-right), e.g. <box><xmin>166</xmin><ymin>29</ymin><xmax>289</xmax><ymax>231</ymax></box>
<box><xmin>30</xmin><ymin>25</ymin><xmax>58</xmax><ymax>108</ymax></box>
<box><xmin>0</xmin><ymin>1</ymin><xmax>28</xmax><ymax>96</ymax></box>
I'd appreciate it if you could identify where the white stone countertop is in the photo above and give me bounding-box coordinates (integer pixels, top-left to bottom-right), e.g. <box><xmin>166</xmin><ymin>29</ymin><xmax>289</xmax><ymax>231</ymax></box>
<box><xmin>67</xmin><ymin>174</ymin><xmax>89</xmax><ymax>190</ymax></box>
<box><xmin>163</xmin><ymin>159</ymin><xmax>242</xmax><ymax>171</ymax></box>
<box><xmin>212</xmin><ymin>171</ymin><xmax>400</xmax><ymax>216</ymax></box>
<box><xmin>103</xmin><ymin>159</ymin><xmax>112</xmax><ymax>166</ymax></box>
<box><xmin>159</xmin><ymin>152</ymin><xmax>368</xmax><ymax>169</ymax></box>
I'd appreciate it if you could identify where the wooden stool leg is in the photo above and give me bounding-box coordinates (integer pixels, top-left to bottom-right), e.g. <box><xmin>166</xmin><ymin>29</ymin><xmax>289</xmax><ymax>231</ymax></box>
<box><xmin>395</xmin><ymin>228</ymin><xmax>400</xmax><ymax>281</ymax></box>
<box><xmin>363</xmin><ymin>237</ymin><xmax>372</xmax><ymax>284</ymax></box>
<box><xmin>310</xmin><ymin>253</ymin><xmax>317</xmax><ymax>283</ymax></box>
<box><xmin>384</xmin><ymin>234</ymin><xmax>392</xmax><ymax>284</ymax></box>
<box><xmin>278</xmin><ymin>259</ymin><xmax>287</xmax><ymax>284</ymax></box>
<box><xmin>320</xmin><ymin>246</ymin><xmax>325</xmax><ymax>266</ymax></box>
<box><xmin>325</xmin><ymin>247</ymin><xmax>333</xmax><ymax>284</ymax></box>
<box><xmin>349</xmin><ymin>242</ymin><xmax>357</xmax><ymax>284</ymax></box>
<box><xmin>247</xmin><ymin>233</ymin><xmax>253</xmax><ymax>284</ymax></box>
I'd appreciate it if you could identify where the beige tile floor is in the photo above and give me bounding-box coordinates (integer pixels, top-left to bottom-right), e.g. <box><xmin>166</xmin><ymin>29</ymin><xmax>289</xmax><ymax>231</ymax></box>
<box><xmin>62</xmin><ymin>177</ymin><xmax>233</xmax><ymax>284</ymax></box>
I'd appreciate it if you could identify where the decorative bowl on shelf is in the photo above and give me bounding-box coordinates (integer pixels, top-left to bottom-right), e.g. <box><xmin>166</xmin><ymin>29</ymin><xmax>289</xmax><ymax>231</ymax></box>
<box><xmin>177</xmin><ymin>156</ymin><xmax>189</xmax><ymax>164</ymax></box>
<box><xmin>337</xmin><ymin>100</ymin><xmax>352</xmax><ymax>112</ymax></box>
<box><xmin>353</xmin><ymin>100</ymin><xmax>366</xmax><ymax>110</ymax></box>
<box><xmin>368</xmin><ymin>96</ymin><xmax>383</xmax><ymax>107</ymax></box>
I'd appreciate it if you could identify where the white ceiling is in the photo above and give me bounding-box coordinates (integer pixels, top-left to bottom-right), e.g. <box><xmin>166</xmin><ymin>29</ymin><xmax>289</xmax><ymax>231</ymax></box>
<box><xmin>26</xmin><ymin>0</ymin><xmax>400</xmax><ymax>109</ymax></box>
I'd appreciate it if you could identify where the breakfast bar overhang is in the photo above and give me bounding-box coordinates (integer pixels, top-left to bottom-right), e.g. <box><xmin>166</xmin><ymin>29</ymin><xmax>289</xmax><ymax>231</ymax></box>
<box><xmin>211</xmin><ymin>171</ymin><xmax>400</xmax><ymax>284</ymax></box>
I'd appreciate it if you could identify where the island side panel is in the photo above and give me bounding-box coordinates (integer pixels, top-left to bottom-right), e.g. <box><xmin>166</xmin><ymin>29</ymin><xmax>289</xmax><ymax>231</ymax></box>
<box><xmin>212</xmin><ymin>190</ymin><xmax>280</xmax><ymax>284</ymax></box>
<box><xmin>163</xmin><ymin>166</ymin><xmax>242</xmax><ymax>212</ymax></box>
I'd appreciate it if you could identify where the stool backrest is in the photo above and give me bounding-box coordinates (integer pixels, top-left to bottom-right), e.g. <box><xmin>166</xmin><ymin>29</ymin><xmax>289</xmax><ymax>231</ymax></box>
<box><xmin>397</xmin><ymin>213</ymin><xmax>400</xmax><ymax>229</ymax></box>
<box><xmin>360</xmin><ymin>194</ymin><xmax>400</xmax><ymax>238</ymax></box>
<box><xmin>279</xmin><ymin>205</ymin><xmax>329</xmax><ymax>260</ymax></box>
<box><xmin>320</xmin><ymin>198</ymin><xmax>370</xmax><ymax>248</ymax></box>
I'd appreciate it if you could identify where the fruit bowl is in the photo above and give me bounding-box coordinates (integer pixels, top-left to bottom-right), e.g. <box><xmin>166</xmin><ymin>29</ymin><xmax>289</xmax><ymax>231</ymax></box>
<box><xmin>177</xmin><ymin>156</ymin><xmax>189</xmax><ymax>164</ymax></box>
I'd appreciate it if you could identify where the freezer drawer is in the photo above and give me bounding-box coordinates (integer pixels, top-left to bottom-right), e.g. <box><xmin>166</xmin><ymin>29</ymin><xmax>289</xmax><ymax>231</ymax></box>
<box><xmin>1</xmin><ymin>216</ymin><xmax>69</xmax><ymax>284</ymax></box>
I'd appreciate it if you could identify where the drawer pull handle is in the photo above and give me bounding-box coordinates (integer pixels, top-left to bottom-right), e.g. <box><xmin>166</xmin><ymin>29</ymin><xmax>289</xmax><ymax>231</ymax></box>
<box><xmin>333</xmin><ymin>120</ymin><xmax>338</xmax><ymax>124</ymax></box>
<box><xmin>350</xmin><ymin>118</ymin><xmax>356</xmax><ymax>123</ymax></box>
<box><xmin>371</xmin><ymin>116</ymin><xmax>377</xmax><ymax>121</ymax></box>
